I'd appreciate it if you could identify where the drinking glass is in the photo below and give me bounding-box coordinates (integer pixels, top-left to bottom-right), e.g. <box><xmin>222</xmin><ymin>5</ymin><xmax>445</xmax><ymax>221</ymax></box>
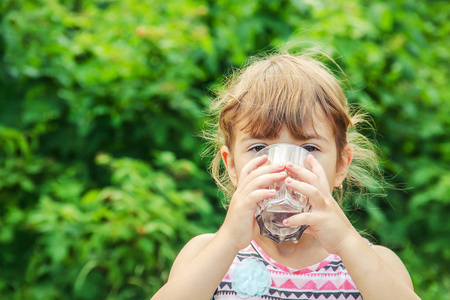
<box><xmin>254</xmin><ymin>143</ymin><xmax>312</xmax><ymax>244</ymax></box>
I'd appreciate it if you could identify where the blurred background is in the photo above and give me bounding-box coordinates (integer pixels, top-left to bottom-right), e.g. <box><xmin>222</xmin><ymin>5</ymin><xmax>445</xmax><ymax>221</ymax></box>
<box><xmin>0</xmin><ymin>0</ymin><xmax>449</xmax><ymax>299</ymax></box>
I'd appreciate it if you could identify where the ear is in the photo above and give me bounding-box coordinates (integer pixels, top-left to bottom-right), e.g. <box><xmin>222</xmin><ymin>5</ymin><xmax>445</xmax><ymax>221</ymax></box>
<box><xmin>335</xmin><ymin>144</ymin><xmax>353</xmax><ymax>188</ymax></box>
<box><xmin>220</xmin><ymin>145</ymin><xmax>238</xmax><ymax>187</ymax></box>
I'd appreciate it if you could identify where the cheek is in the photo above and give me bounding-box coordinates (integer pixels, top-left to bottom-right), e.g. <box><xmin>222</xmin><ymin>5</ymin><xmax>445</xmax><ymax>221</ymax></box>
<box><xmin>314</xmin><ymin>155</ymin><xmax>337</xmax><ymax>189</ymax></box>
<box><xmin>326</xmin><ymin>169</ymin><xmax>337</xmax><ymax>190</ymax></box>
<box><xmin>234</xmin><ymin>153</ymin><xmax>258</xmax><ymax>183</ymax></box>
<box><xmin>233</xmin><ymin>158</ymin><xmax>247</xmax><ymax>182</ymax></box>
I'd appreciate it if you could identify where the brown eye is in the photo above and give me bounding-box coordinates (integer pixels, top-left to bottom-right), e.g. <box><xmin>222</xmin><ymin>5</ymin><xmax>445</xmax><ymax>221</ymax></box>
<box><xmin>302</xmin><ymin>145</ymin><xmax>319</xmax><ymax>152</ymax></box>
<box><xmin>250</xmin><ymin>145</ymin><xmax>266</xmax><ymax>152</ymax></box>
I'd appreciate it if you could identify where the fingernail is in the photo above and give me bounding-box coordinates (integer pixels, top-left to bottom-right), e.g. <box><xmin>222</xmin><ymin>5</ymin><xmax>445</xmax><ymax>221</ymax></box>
<box><xmin>285</xmin><ymin>177</ymin><xmax>293</xmax><ymax>184</ymax></box>
<box><xmin>269</xmin><ymin>189</ymin><xmax>276</xmax><ymax>194</ymax></box>
<box><xmin>287</xmin><ymin>162</ymin><xmax>294</xmax><ymax>167</ymax></box>
<box><xmin>283</xmin><ymin>219</ymin><xmax>289</xmax><ymax>225</ymax></box>
<box><xmin>276</xmin><ymin>163</ymin><xmax>284</xmax><ymax>169</ymax></box>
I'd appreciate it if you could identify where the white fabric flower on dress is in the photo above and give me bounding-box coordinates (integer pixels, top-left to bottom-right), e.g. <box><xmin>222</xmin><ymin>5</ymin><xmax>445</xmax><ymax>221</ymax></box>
<box><xmin>231</xmin><ymin>258</ymin><xmax>272</xmax><ymax>298</ymax></box>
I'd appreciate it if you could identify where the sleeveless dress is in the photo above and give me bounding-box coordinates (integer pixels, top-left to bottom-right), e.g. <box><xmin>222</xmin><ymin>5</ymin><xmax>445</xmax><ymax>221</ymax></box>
<box><xmin>212</xmin><ymin>240</ymin><xmax>369</xmax><ymax>300</ymax></box>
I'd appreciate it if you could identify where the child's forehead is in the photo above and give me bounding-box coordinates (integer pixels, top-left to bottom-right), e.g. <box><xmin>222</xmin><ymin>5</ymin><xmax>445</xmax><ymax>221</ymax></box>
<box><xmin>217</xmin><ymin>55</ymin><xmax>350</xmax><ymax>149</ymax></box>
<box><xmin>234</xmin><ymin>108</ymin><xmax>333</xmax><ymax>142</ymax></box>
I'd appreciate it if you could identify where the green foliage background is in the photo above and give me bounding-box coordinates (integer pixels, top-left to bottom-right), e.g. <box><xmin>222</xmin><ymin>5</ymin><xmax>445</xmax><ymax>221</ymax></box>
<box><xmin>0</xmin><ymin>0</ymin><xmax>449</xmax><ymax>299</ymax></box>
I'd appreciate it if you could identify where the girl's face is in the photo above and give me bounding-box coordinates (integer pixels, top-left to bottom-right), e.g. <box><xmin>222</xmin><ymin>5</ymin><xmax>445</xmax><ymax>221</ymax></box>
<box><xmin>221</xmin><ymin>113</ymin><xmax>353</xmax><ymax>191</ymax></box>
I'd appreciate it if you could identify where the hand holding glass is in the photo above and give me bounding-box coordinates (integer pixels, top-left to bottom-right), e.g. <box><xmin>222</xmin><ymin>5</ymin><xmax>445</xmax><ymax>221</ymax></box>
<box><xmin>254</xmin><ymin>144</ymin><xmax>311</xmax><ymax>244</ymax></box>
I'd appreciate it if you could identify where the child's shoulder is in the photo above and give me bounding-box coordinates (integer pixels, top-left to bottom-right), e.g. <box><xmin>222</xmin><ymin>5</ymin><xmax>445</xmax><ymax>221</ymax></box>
<box><xmin>371</xmin><ymin>244</ymin><xmax>414</xmax><ymax>289</ymax></box>
<box><xmin>168</xmin><ymin>234</ymin><xmax>215</xmax><ymax>279</ymax></box>
<box><xmin>185</xmin><ymin>233</ymin><xmax>216</xmax><ymax>250</ymax></box>
<box><xmin>371</xmin><ymin>244</ymin><xmax>405</xmax><ymax>265</ymax></box>
<box><xmin>178</xmin><ymin>233</ymin><xmax>216</xmax><ymax>259</ymax></box>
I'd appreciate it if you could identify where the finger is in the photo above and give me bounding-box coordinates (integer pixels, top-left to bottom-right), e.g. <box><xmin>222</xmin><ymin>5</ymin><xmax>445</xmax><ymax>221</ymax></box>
<box><xmin>285</xmin><ymin>157</ymin><xmax>328</xmax><ymax>192</ymax></box>
<box><xmin>284</xmin><ymin>178</ymin><xmax>326</xmax><ymax>210</ymax></box>
<box><xmin>240</xmin><ymin>171</ymin><xmax>287</xmax><ymax>196</ymax></box>
<box><xmin>241</xmin><ymin>155</ymin><xmax>269</xmax><ymax>178</ymax></box>
<box><xmin>245</xmin><ymin>188</ymin><xmax>277</xmax><ymax>207</ymax></box>
<box><xmin>282</xmin><ymin>210</ymin><xmax>321</xmax><ymax>228</ymax></box>
<box><xmin>238</xmin><ymin>160</ymin><xmax>286</xmax><ymax>189</ymax></box>
<box><xmin>237</xmin><ymin>155</ymin><xmax>269</xmax><ymax>186</ymax></box>
<box><xmin>285</xmin><ymin>162</ymin><xmax>322</xmax><ymax>189</ymax></box>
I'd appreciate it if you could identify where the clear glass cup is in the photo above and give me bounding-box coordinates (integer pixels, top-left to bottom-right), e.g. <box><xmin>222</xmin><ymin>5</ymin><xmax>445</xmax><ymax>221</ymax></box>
<box><xmin>254</xmin><ymin>143</ymin><xmax>312</xmax><ymax>244</ymax></box>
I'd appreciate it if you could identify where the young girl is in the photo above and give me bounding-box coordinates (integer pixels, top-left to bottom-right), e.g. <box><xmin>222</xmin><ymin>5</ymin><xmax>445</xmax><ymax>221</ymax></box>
<box><xmin>152</xmin><ymin>52</ymin><xmax>420</xmax><ymax>300</ymax></box>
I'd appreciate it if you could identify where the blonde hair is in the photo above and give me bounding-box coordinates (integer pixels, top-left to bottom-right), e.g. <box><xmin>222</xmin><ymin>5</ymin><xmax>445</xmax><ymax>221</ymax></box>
<box><xmin>204</xmin><ymin>50</ymin><xmax>383</xmax><ymax>204</ymax></box>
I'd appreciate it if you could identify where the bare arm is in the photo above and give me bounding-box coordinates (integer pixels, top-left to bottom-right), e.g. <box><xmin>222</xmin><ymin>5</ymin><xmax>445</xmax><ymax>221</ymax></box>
<box><xmin>151</xmin><ymin>232</ymin><xmax>238</xmax><ymax>300</ymax></box>
<box><xmin>284</xmin><ymin>155</ymin><xmax>421</xmax><ymax>299</ymax></box>
<box><xmin>338</xmin><ymin>233</ymin><xmax>420</xmax><ymax>300</ymax></box>
<box><xmin>152</xmin><ymin>155</ymin><xmax>286</xmax><ymax>300</ymax></box>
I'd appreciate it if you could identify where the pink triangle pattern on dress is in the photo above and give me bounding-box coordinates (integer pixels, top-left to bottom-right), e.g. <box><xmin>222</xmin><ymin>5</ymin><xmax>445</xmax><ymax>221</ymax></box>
<box><xmin>319</xmin><ymin>281</ymin><xmax>338</xmax><ymax>291</ymax></box>
<box><xmin>213</xmin><ymin>239</ymin><xmax>368</xmax><ymax>300</ymax></box>
<box><xmin>251</xmin><ymin>239</ymin><xmax>336</xmax><ymax>275</ymax></box>
<box><xmin>300</xmin><ymin>280</ymin><xmax>318</xmax><ymax>290</ymax></box>
<box><xmin>279</xmin><ymin>279</ymin><xmax>299</xmax><ymax>290</ymax></box>
<box><xmin>339</xmin><ymin>280</ymin><xmax>357</xmax><ymax>290</ymax></box>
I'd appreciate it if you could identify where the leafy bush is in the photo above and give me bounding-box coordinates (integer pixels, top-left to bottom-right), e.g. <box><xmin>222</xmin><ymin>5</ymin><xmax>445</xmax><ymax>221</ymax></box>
<box><xmin>24</xmin><ymin>152</ymin><xmax>215</xmax><ymax>299</ymax></box>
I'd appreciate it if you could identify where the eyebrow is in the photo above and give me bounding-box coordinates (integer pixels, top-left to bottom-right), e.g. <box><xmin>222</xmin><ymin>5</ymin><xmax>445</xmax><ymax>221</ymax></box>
<box><xmin>240</xmin><ymin>134</ymin><xmax>329</xmax><ymax>143</ymax></box>
<box><xmin>302</xmin><ymin>134</ymin><xmax>329</xmax><ymax>142</ymax></box>
<box><xmin>239</xmin><ymin>136</ymin><xmax>262</xmax><ymax>143</ymax></box>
